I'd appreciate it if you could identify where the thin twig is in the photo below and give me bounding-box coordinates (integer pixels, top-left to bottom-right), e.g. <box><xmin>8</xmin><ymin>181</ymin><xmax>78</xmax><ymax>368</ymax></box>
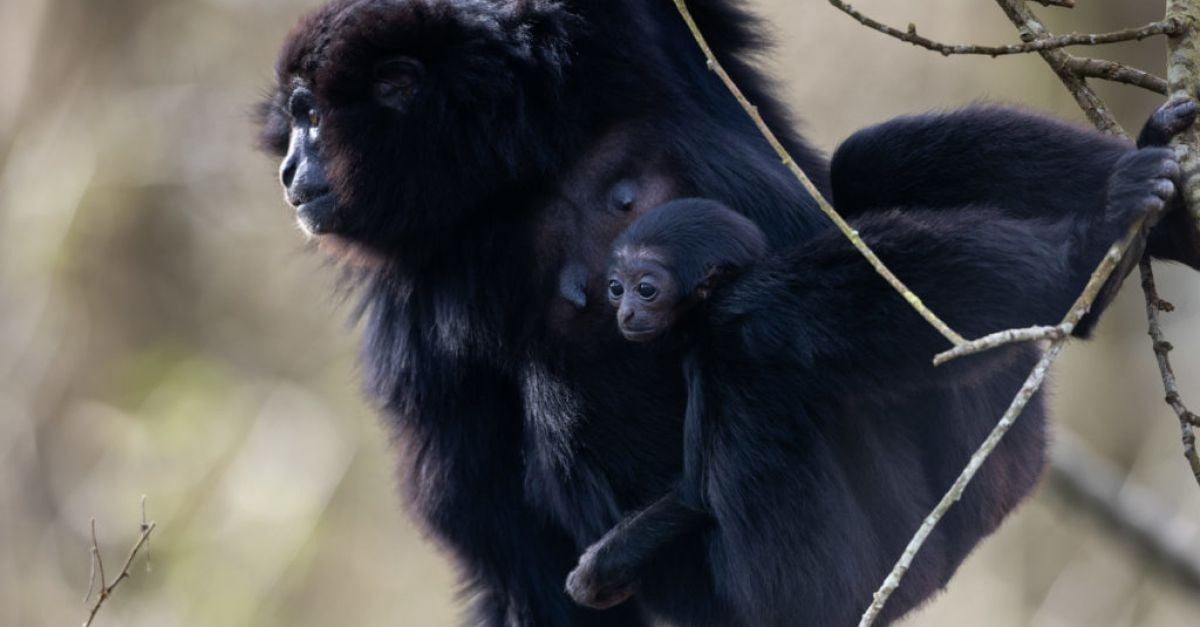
<box><xmin>1067</xmin><ymin>56</ymin><xmax>1169</xmax><ymax>95</ymax></box>
<box><xmin>85</xmin><ymin>520</ymin><xmax>101</xmax><ymax>604</ymax></box>
<box><xmin>672</xmin><ymin>0</ymin><xmax>965</xmax><ymax>346</ymax></box>
<box><xmin>1033</xmin><ymin>0</ymin><xmax>1075</xmax><ymax>7</ymax></box>
<box><xmin>140</xmin><ymin>495</ymin><xmax>152</xmax><ymax>573</ymax></box>
<box><xmin>933</xmin><ymin>324</ymin><xmax>1068</xmax><ymax>365</ymax></box>
<box><xmin>1139</xmin><ymin>259</ymin><xmax>1200</xmax><ymax>487</ymax></box>
<box><xmin>827</xmin><ymin>1</ymin><xmax>1180</xmax><ymax>58</ymax></box>
<box><xmin>859</xmin><ymin>342</ymin><xmax>1064</xmax><ymax>626</ymax></box>
<box><xmin>83</xmin><ymin>518</ymin><xmax>158</xmax><ymax>627</ymax></box>
<box><xmin>91</xmin><ymin>520</ymin><xmax>107</xmax><ymax>593</ymax></box>
<box><xmin>85</xmin><ymin>553</ymin><xmax>97</xmax><ymax>603</ymax></box>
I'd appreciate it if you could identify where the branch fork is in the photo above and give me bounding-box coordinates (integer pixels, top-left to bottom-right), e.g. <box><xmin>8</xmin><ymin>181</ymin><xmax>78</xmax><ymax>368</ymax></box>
<box><xmin>83</xmin><ymin>498</ymin><xmax>157</xmax><ymax>627</ymax></box>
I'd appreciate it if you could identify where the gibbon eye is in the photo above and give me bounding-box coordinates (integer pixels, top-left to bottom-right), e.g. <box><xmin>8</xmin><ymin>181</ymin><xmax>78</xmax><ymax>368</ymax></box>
<box><xmin>374</xmin><ymin>57</ymin><xmax>424</xmax><ymax>110</ymax></box>
<box><xmin>288</xmin><ymin>89</ymin><xmax>320</xmax><ymax>127</ymax></box>
<box><xmin>635</xmin><ymin>283</ymin><xmax>658</xmax><ymax>300</ymax></box>
<box><xmin>608</xmin><ymin>280</ymin><xmax>625</xmax><ymax>299</ymax></box>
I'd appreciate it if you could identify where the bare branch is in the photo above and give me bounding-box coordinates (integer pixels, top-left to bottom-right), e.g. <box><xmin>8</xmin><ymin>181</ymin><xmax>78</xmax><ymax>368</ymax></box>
<box><xmin>995</xmin><ymin>0</ymin><xmax>1127</xmax><ymax>135</ymax></box>
<box><xmin>85</xmin><ymin>552</ymin><xmax>96</xmax><ymax>603</ymax></box>
<box><xmin>91</xmin><ymin>520</ymin><xmax>107</xmax><ymax>594</ymax></box>
<box><xmin>672</xmin><ymin>0</ymin><xmax>966</xmax><ymax>346</ymax></box>
<box><xmin>85</xmin><ymin>520</ymin><xmax>101</xmax><ymax>604</ymax></box>
<box><xmin>933</xmin><ymin>324</ymin><xmax>1068</xmax><ymax>365</ymax></box>
<box><xmin>83</xmin><ymin>515</ymin><xmax>158</xmax><ymax>627</ymax></box>
<box><xmin>1139</xmin><ymin>259</ymin><xmax>1200</xmax><ymax>487</ymax></box>
<box><xmin>1033</xmin><ymin>0</ymin><xmax>1075</xmax><ymax>7</ymax></box>
<box><xmin>827</xmin><ymin>1</ymin><xmax>1180</xmax><ymax>58</ymax></box>
<box><xmin>1067</xmin><ymin>56</ymin><xmax>1169</xmax><ymax>95</ymax></box>
<box><xmin>858</xmin><ymin>342</ymin><xmax>1065</xmax><ymax>626</ymax></box>
<box><xmin>140</xmin><ymin>495</ymin><xmax>152</xmax><ymax>573</ymax></box>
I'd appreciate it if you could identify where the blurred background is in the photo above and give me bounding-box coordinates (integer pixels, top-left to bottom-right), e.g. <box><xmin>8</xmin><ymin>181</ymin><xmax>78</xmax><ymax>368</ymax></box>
<box><xmin>1</xmin><ymin>0</ymin><xmax>1198</xmax><ymax>625</ymax></box>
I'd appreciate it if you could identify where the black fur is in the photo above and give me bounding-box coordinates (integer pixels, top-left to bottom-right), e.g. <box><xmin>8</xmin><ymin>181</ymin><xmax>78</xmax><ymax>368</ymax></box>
<box><xmin>256</xmin><ymin>1</ymin><xmax>1200</xmax><ymax>625</ymax></box>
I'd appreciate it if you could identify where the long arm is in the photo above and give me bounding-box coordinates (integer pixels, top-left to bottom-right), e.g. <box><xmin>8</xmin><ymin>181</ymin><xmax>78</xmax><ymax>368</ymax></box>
<box><xmin>830</xmin><ymin>103</ymin><xmax>1200</xmax><ymax>269</ymax></box>
<box><xmin>830</xmin><ymin>105</ymin><xmax>1126</xmax><ymax>219</ymax></box>
<box><xmin>564</xmin><ymin>490</ymin><xmax>710</xmax><ymax>610</ymax></box>
<box><xmin>565</xmin><ymin>350</ymin><xmax>712</xmax><ymax>611</ymax></box>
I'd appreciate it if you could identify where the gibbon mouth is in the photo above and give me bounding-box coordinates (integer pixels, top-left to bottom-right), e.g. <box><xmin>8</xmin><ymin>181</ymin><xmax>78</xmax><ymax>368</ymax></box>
<box><xmin>296</xmin><ymin>193</ymin><xmax>339</xmax><ymax>235</ymax></box>
<box><xmin>620</xmin><ymin>327</ymin><xmax>662</xmax><ymax>343</ymax></box>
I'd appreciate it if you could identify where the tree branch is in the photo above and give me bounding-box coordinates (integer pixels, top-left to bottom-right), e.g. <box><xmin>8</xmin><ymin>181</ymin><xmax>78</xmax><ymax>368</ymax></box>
<box><xmin>1139</xmin><ymin>259</ymin><xmax>1200</xmax><ymax>487</ymax></box>
<box><xmin>1067</xmin><ymin>56</ymin><xmax>1169</xmax><ymax>95</ymax></box>
<box><xmin>933</xmin><ymin>324</ymin><xmax>1068</xmax><ymax>365</ymax></box>
<box><xmin>827</xmin><ymin>1</ymin><xmax>1180</xmax><ymax>58</ymax></box>
<box><xmin>996</xmin><ymin>0</ymin><xmax>1127</xmax><ymax>134</ymax></box>
<box><xmin>83</xmin><ymin>508</ymin><xmax>157</xmax><ymax>627</ymax></box>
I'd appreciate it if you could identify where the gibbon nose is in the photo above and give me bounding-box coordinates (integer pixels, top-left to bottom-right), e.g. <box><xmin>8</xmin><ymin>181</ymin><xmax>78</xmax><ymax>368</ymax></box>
<box><xmin>558</xmin><ymin>261</ymin><xmax>590</xmax><ymax>309</ymax></box>
<box><xmin>282</xmin><ymin>159</ymin><xmax>331</xmax><ymax>207</ymax></box>
<box><xmin>280</xmin><ymin>131</ymin><xmax>332</xmax><ymax>207</ymax></box>
<box><xmin>280</xmin><ymin>154</ymin><xmax>298</xmax><ymax>189</ymax></box>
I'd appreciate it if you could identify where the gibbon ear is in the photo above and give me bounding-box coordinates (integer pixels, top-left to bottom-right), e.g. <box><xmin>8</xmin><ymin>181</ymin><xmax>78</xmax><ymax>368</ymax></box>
<box><xmin>694</xmin><ymin>266</ymin><xmax>722</xmax><ymax>301</ymax></box>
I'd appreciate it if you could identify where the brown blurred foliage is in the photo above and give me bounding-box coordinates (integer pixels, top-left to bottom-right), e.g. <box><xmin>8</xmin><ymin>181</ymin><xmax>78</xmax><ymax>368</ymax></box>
<box><xmin>0</xmin><ymin>1</ymin><xmax>1196</xmax><ymax>625</ymax></box>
